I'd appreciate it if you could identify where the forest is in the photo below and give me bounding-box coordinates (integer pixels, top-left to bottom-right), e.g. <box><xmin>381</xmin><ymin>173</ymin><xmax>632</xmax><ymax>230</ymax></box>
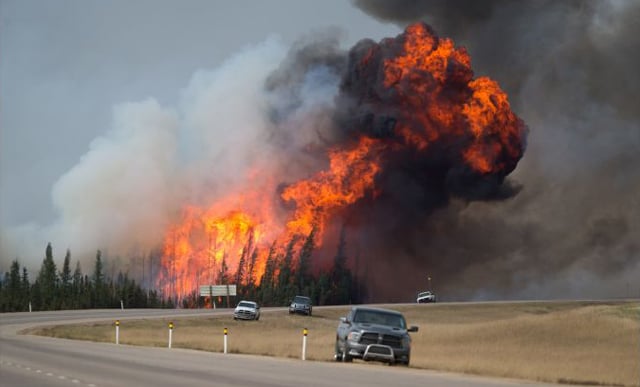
<box><xmin>0</xmin><ymin>229</ymin><xmax>361</xmax><ymax>312</ymax></box>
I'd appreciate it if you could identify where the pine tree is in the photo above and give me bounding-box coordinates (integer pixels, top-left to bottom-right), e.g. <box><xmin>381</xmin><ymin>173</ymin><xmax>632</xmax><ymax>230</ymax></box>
<box><xmin>38</xmin><ymin>243</ymin><xmax>59</xmax><ymax>310</ymax></box>
<box><xmin>217</xmin><ymin>253</ymin><xmax>230</xmax><ymax>284</ymax></box>
<box><xmin>328</xmin><ymin>227</ymin><xmax>352</xmax><ymax>305</ymax></box>
<box><xmin>277</xmin><ymin>238</ymin><xmax>295</xmax><ymax>288</ymax></box>
<box><xmin>259</xmin><ymin>242</ymin><xmax>277</xmax><ymax>305</ymax></box>
<box><xmin>93</xmin><ymin>250</ymin><xmax>105</xmax><ymax>307</ymax></box>
<box><xmin>235</xmin><ymin>246</ymin><xmax>247</xmax><ymax>289</ymax></box>
<box><xmin>296</xmin><ymin>227</ymin><xmax>316</xmax><ymax>291</ymax></box>
<box><xmin>72</xmin><ymin>261</ymin><xmax>83</xmax><ymax>308</ymax></box>
<box><xmin>316</xmin><ymin>272</ymin><xmax>331</xmax><ymax>306</ymax></box>
<box><xmin>276</xmin><ymin>238</ymin><xmax>297</xmax><ymax>304</ymax></box>
<box><xmin>7</xmin><ymin>260</ymin><xmax>22</xmax><ymax>311</ymax></box>
<box><xmin>246</xmin><ymin>249</ymin><xmax>258</xmax><ymax>289</ymax></box>
<box><xmin>21</xmin><ymin>266</ymin><xmax>30</xmax><ymax>310</ymax></box>
<box><xmin>0</xmin><ymin>272</ymin><xmax>5</xmax><ymax>312</ymax></box>
<box><xmin>59</xmin><ymin>249</ymin><xmax>72</xmax><ymax>308</ymax></box>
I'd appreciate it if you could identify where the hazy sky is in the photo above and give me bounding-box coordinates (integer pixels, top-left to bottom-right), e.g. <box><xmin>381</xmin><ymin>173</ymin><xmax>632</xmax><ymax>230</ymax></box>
<box><xmin>0</xmin><ymin>0</ymin><xmax>398</xmax><ymax>227</ymax></box>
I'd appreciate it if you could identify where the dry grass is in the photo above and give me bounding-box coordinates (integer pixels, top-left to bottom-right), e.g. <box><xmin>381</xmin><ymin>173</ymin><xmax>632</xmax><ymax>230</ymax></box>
<box><xmin>27</xmin><ymin>301</ymin><xmax>639</xmax><ymax>386</ymax></box>
<box><xmin>405</xmin><ymin>302</ymin><xmax>639</xmax><ymax>386</ymax></box>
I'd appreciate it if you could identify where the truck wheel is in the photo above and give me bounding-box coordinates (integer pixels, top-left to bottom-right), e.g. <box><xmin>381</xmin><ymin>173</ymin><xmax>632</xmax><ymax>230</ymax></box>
<box><xmin>336</xmin><ymin>339</ymin><xmax>352</xmax><ymax>362</ymax></box>
<box><xmin>334</xmin><ymin>340</ymin><xmax>342</xmax><ymax>361</ymax></box>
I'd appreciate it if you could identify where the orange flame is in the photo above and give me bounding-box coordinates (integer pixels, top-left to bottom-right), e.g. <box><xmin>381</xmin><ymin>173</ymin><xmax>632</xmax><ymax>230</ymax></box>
<box><xmin>382</xmin><ymin>23</ymin><xmax>524</xmax><ymax>174</ymax></box>
<box><xmin>281</xmin><ymin>136</ymin><xmax>382</xmax><ymax>238</ymax></box>
<box><xmin>157</xmin><ymin>22</ymin><xmax>526</xmax><ymax>300</ymax></box>
<box><xmin>157</xmin><ymin>137</ymin><xmax>384</xmax><ymax>299</ymax></box>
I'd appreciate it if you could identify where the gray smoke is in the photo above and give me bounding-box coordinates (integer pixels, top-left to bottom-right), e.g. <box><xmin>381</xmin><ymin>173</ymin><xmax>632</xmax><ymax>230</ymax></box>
<box><xmin>351</xmin><ymin>0</ymin><xmax>640</xmax><ymax>300</ymax></box>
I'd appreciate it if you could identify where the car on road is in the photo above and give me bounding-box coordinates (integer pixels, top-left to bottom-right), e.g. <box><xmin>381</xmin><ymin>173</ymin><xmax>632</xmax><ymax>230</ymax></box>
<box><xmin>288</xmin><ymin>295</ymin><xmax>312</xmax><ymax>316</ymax></box>
<box><xmin>416</xmin><ymin>291</ymin><xmax>436</xmax><ymax>303</ymax></box>
<box><xmin>233</xmin><ymin>300</ymin><xmax>260</xmax><ymax>320</ymax></box>
<box><xmin>335</xmin><ymin>306</ymin><xmax>418</xmax><ymax>366</ymax></box>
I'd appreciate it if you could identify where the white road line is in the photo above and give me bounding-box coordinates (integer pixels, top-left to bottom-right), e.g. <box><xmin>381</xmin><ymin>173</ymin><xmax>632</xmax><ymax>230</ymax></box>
<box><xmin>7</xmin><ymin>360</ymin><xmax>90</xmax><ymax>386</ymax></box>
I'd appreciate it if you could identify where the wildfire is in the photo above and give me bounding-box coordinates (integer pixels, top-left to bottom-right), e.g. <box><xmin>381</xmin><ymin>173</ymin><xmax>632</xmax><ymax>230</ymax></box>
<box><xmin>281</xmin><ymin>136</ymin><xmax>383</xmax><ymax>238</ymax></box>
<box><xmin>375</xmin><ymin>22</ymin><xmax>524</xmax><ymax>175</ymax></box>
<box><xmin>157</xmin><ymin>22</ymin><xmax>527</xmax><ymax>300</ymax></box>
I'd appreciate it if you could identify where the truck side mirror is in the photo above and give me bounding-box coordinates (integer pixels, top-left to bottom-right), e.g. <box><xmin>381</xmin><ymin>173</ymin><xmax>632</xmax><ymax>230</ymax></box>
<box><xmin>340</xmin><ymin>317</ymin><xmax>348</xmax><ymax>323</ymax></box>
<box><xmin>408</xmin><ymin>326</ymin><xmax>419</xmax><ymax>332</ymax></box>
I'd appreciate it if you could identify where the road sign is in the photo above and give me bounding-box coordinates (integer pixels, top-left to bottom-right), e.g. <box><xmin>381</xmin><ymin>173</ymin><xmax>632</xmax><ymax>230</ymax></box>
<box><xmin>199</xmin><ymin>284</ymin><xmax>237</xmax><ymax>297</ymax></box>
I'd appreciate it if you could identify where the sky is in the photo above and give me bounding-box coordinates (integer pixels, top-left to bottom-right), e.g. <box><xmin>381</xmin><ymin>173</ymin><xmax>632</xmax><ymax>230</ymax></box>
<box><xmin>1</xmin><ymin>0</ymin><xmax>638</xmax><ymax>300</ymax></box>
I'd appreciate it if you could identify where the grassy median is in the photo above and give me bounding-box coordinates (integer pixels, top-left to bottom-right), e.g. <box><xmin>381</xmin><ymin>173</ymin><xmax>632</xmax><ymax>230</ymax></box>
<box><xmin>27</xmin><ymin>301</ymin><xmax>639</xmax><ymax>386</ymax></box>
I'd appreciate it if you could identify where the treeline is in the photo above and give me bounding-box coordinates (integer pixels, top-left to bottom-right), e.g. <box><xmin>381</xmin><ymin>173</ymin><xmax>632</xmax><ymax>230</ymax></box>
<box><xmin>2</xmin><ymin>227</ymin><xmax>363</xmax><ymax>312</ymax></box>
<box><xmin>0</xmin><ymin>243</ymin><xmax>172</xmax><ymax>312</ymax></box>
<box><xmin>180</xmin><ymin>227</ymin><xmax>363</xmax><ymax>308</ymax></box>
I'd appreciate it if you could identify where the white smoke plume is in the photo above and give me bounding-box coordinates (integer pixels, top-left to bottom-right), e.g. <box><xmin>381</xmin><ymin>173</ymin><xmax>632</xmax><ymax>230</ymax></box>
<box><xmin>1</xmin><ymin>37</ymin><xmax>301</xmax><ymax>271</ymax></box>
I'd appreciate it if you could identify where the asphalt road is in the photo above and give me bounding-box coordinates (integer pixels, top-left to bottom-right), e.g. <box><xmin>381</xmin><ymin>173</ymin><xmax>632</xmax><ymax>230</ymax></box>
<box><xmin>1</xmin><ymin>308</ymin><xmax>563</xmax><ymax>387</ymax></box>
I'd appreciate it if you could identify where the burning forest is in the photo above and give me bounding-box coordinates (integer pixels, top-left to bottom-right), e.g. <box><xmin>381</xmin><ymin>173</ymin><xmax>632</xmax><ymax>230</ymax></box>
<box><xmin>5</xmin><ymin>1</ymin><xmax>638</xmax><ymax>307</ymax></box>
<box><xmin>156</xmin><ymin>22</ymin><xmax>527</xmax><ymax>302</ymax></box>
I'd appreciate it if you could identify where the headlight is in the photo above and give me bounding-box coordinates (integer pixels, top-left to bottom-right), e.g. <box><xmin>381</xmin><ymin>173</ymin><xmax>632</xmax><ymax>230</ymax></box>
<box><xmin>402</xmin><ymin>335</ymin><xmax>411</xmax><ymax>348</ymax></box>
<box><xmin>347</xmin><ymin>332</ymin><xmax>361</xmax><ymax>342</ymax></box>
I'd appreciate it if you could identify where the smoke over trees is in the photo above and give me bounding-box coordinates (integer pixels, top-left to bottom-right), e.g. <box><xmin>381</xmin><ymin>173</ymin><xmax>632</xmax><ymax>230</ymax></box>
<box><xmin>349</xmin><ymin>0</ymin><xmax>640</xmax><ymax>300</ymax></box>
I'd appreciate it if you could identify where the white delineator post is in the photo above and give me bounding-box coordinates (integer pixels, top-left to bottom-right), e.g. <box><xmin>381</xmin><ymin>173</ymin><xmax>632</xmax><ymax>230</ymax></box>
<box><xmin>223</xmin><ymin>327</ymin><xmax>228</xmax><ymax>354</ymax></box>
<box><xmin>168</xmin><ymin>322</ymin><xmax>174</xmax><ymax>348</ymax></box>
<box><xmin>302</xmin><ymin>328</ymin><xmax>308</xmax><ymax>361</ymax></box>
<box><xmin>115</xmin><ymin>320</ymin><xmax>120</xmax><ymax>345</ymax></box>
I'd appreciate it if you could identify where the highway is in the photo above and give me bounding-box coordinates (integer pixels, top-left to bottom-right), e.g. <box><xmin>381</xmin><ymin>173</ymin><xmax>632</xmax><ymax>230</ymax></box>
<box><xmin>1</xmin><ymin>308</ymin><xmax>562</xmax><ymax>387</ymax></box>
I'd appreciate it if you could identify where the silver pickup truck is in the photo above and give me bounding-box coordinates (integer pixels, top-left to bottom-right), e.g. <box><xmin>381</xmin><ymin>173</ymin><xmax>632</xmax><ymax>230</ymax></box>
<box><xmin>335</xmin><ymin>306</ymin><xmax>418</xmax><ymax>366</ymax></box>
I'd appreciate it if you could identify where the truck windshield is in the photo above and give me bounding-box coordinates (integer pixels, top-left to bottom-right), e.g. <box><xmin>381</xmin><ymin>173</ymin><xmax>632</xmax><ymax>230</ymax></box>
<box><xmin>353</xmin><ymin>310</ymin><xmax>406</xmax><ymax>329</ymax></box>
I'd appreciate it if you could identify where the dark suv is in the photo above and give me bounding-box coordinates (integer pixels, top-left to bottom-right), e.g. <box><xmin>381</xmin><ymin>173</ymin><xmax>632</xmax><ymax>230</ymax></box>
<box><xmin>288</xmin><ymin>295</ymin><xmax>312</xmax><ymax>316</ymax></box>
<box><xmin>335</xmin><ymin>306</ymin><xmax>418</xmax><ymax>365</ymax></box>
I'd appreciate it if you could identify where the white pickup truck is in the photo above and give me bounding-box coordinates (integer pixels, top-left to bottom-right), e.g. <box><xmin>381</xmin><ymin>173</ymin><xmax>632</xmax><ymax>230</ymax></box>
<box><xmin>416</xmin><ymin>291</ymin><xmax>436</xmax><ymax>303</ymax></box>
<box><xmin>233</xmin><ymin>300</ymin><xmax>261</xmax><ymax>320</ymax></box>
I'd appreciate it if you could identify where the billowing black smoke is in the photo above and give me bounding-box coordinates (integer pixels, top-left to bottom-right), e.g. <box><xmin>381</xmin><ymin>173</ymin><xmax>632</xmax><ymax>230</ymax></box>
<box><xmin>265</xmin><ymin>21</ymin><xmax>535</xmax><ymax>301</ymax></box>
<box><xmin>335</xmin><ymin>23</ymin><xmax>526</xmax><ymax>202</ymax></box>
<box><xmin>346</xmin><ymin>0</ymin><xmax>640</xmax><ymax>300</ymax></box>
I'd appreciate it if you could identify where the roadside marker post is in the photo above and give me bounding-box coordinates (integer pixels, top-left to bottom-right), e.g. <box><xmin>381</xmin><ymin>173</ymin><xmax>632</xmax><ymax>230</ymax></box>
<box><xmin>115</xmin><ymin>320</ymin><xmax>120</xmax><ymax>345</ymax></box>
<box><xmin>302</xmin><ymin>328</ymin><xmax>308</xmax><ymax>361</ymax></box>
<box><xmin>168</xmin><ymin>322</ymin><xmax>174</xmax><ymax>348</ymax></box>
<box><xmin>223</xmin><ymin>328</ymin><xmax>228</xmax><ymax>354</ymax></box>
